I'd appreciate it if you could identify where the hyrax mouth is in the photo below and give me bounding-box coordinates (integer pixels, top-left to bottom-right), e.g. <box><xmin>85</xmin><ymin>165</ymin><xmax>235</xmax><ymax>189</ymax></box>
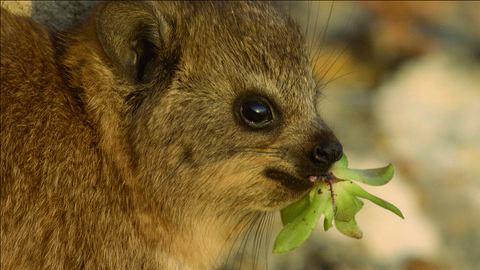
<box><xmin>263</xmin><ymin>139</ymin><xmax>343</xmax><ymax>193</ymax></box>
<box><xmin>264</xmin><ymin>168</ymin><xmax>315</xmax><ymax>192</ymax></box>
<box><xmin>308</xmin><ymin>173</ymin><xmax>335</xmax><ymax>183</ymax></box>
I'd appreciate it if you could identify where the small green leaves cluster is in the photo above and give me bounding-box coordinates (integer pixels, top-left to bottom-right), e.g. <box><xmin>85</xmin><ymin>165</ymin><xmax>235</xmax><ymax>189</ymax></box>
<box><xmin>273</xmin><ymin>154</ymin><xmax>404</xmax><ymax>253</ymax></box>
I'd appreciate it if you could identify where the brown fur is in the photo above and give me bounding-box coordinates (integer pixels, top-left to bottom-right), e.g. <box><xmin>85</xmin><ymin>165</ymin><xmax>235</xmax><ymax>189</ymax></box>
<box><xmin>1</xmin><ymin>2</ymin><xmax>341</xmax><ymax>269</ymax></box>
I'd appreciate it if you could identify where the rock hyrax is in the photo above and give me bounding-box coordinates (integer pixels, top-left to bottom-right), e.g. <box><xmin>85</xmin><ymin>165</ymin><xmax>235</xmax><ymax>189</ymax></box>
<box><xmin>1</xmin><ymin>1</ymin><xmax>342</xmax><ymax>269</ymax></box>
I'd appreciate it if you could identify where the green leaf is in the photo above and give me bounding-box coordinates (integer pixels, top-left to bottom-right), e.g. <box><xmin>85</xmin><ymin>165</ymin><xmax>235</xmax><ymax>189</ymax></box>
<box><xmin>332</xmin><ymin>153</ymin><xmax>348</xmax><ymax>169</ymax></box>
<box><xmin>273</xmin><ymin>188</ymin><xmax>330</xmax><ymax>253</ymax></box>
<box><xmin>332</xmin><ymin>164</ymin><xmax>394</xmax><ymax>186</ymax></box>
<box><xmin>280</xmin><ymin>191</ymin><xmax>312</xmax><ymax>226</ymax></box>
<box><xmin>334</xmin><ymin>182</ymin><xmax>364</xmax><ymax>222</ymax></box>
<box><xmin>323</xmin><ymin>198</ymin><xmax>334</xmax><ymax>231</ymax></box>
<box><xmin>335</xmin><ymin>216</ymin><xmax>363</xmax><ymax>239</ymax></box>
<box><xmin>274</xmin><ymin>153</ymin><xmax>404</xmax><ymax>253</ymax></box>
<box><xmin>343</xmin><ymin>181</ymin><xmax>404</xmax><ymax>219</ymax></box>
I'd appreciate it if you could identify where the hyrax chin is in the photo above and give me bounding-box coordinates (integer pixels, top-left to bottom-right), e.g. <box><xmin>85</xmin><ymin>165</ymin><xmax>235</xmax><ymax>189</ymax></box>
<box><xmin>1</xmin><ymin>1</ymin><xmax>342</xmax><ymax>269</ymax></box>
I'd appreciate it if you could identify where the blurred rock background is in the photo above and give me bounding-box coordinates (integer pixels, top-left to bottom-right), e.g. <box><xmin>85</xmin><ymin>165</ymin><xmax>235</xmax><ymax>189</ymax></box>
<box><xmin>2</xmin><ymin>1</ymin><xmax>479</xmax><ymax>270</ymax></box>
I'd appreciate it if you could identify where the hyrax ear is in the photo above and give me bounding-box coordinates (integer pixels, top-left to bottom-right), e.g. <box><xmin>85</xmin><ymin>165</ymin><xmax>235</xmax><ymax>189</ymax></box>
<box><xmin>95</xmin><ymin>1</ymin><xmax>171</xmax><ymax>84</ymax></box>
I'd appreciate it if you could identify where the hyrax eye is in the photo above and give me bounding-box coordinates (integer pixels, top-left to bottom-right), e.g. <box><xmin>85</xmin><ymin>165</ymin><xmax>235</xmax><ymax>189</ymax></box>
<box><xmin>240</xmin><ymin>100</ymin><xmax>272</xmax><ymax>127</ymax></box>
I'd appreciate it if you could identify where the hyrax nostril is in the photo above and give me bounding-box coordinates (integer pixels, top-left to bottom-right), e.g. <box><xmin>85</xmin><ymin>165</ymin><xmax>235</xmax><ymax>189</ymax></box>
<box><xmin>312</xmin><ymin>142</ymin><xmax>343</xmax><ymax>166</ymax></box>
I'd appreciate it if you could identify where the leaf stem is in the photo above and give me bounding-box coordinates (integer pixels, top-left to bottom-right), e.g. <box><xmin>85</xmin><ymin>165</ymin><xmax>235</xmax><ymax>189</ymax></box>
<box><xmin>328</xmin><ymin>179</ymin><xmax>337</xmax><ymax>214</ymax></box>
<box><xmin>318</xmin><ymin>174</ymin><xmax>342</xmax><ymax>214</ymax></box>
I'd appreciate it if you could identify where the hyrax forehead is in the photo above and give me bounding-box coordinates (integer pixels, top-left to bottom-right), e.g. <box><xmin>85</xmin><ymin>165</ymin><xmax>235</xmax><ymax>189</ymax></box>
<box><xmin>164</xmin><ymin>1</ymin><xmax>317</xmax><ymax>115</ymax></box>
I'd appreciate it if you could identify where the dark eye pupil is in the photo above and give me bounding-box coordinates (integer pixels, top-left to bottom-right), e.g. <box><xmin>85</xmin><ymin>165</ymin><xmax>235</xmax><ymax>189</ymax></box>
<box><xmin>240</xmin><ymin>100</ymin><xmax>272</xmax><ymax>125</ymax></box>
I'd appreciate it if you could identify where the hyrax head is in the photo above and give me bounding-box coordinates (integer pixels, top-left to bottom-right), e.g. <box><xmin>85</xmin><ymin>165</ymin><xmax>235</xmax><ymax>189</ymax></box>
<box><xmin>93</xmin><ymin>1</ymin><xmax>342</xmax><ymax>214</ymax></box>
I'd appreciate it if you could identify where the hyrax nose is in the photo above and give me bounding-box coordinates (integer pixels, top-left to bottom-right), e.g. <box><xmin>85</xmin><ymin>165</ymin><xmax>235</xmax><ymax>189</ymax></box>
<box><xmin>311</xmin><ymin>141</ymin><xmax>343</xmax><ymax>167</ymax></box>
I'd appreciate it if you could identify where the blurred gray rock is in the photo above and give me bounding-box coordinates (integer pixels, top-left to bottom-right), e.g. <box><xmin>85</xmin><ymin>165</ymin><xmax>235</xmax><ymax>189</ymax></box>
<box><xmin>1</xmin><ymin>1</ymin><xmax>97</xmax><ymax>30</ymax></box>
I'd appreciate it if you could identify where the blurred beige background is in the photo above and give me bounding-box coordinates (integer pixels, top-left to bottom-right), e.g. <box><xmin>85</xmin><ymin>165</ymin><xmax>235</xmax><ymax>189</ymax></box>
<box><xmin>2</xmin><ymin>1</ymin><xmax>479</xmax><ymax>270</ymax></box>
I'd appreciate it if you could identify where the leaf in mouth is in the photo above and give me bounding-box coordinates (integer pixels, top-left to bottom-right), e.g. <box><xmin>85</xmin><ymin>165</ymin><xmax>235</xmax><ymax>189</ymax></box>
<box><xmin>273</xmin><ymin>154</ymin><xmax>404</xmax><ymax>253</ymax></box>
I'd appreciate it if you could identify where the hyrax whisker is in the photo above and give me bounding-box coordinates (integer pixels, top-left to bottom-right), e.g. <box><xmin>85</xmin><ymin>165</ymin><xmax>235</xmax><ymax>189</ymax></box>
<box><xmin>317</xmin><ymin>1</ymin><xmax>335</xmax><ymax>60</ymax></box>
<box><xmin>217</xmin><ymin>212</ymin><xmax>259</xmax><ymax>269</ymax></box>
<box><xmin>237</xmin><ymin>213</ymin><xmax>262</xmax><ymax>270</ymax></box>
